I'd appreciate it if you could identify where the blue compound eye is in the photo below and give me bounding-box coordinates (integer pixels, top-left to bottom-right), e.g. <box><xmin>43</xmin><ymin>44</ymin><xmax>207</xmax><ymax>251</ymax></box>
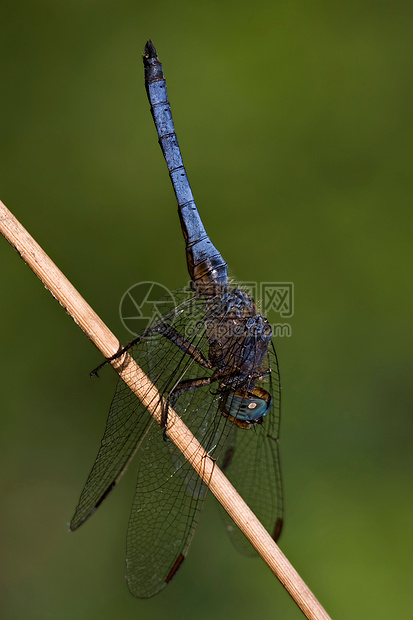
<box><xmin>241</xmin><ymin>395</ymin><xmax>270</xmax><ymax>421</ymax></box>
<box><xmin>221</xmin><ymin>387</ymin><xmax>272</xmax><ymax>424</ymax></box>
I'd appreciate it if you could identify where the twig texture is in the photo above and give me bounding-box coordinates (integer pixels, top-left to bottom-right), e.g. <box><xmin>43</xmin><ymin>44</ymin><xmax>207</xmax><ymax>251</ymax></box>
<box><xmin>0</xmin><ymin>199</ymin><xmax>332</xmax><ymax>620</ymax></box>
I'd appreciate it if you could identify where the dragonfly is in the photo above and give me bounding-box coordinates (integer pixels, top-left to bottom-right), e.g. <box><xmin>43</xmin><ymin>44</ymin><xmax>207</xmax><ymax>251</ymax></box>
<box><xmin>70</xmin><ymin>40</ymin><xmax>283</xmax><ymax>598</ymax></box>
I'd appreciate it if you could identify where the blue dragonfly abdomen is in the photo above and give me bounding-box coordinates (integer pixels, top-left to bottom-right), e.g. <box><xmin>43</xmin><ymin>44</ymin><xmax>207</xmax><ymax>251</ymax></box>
<box><xmin>143</xmin><ymin>40</ymin><xmax>228</xmax><ymax>288</ymax></box>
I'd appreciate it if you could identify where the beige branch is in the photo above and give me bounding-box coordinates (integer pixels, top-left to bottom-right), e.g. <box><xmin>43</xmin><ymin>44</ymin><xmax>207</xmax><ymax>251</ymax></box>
<box><xmin>0</xmin><ymin>199</ymin><xmax>332</xmax><ymax>620</ymax></box>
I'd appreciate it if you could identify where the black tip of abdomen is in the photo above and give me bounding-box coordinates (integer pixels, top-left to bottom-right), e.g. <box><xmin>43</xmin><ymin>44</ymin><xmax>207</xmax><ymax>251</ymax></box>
<box><xmin>144</xmin><ymin>40</ymin><xmax>158</xmax><ymax>59</ymax></box>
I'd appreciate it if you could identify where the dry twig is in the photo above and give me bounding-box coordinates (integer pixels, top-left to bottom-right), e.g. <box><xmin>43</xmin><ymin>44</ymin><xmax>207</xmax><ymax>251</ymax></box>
<box><xmin>0</xmin><ymin>199</ymin><xmax>332</xmax><ymax>620</ymax></box>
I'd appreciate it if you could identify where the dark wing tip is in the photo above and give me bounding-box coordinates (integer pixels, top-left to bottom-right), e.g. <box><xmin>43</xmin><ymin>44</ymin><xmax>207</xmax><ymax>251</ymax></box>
<box><xmin>144</xmin><ymin>40</ymin><xmax>158</xmax><ymax>59</ymax></box>
<box><xmin>69</xmin><ymin>479</ymin><xmax>117</xmax><ymax>532</ymax></box>
<box><xmin>165</xmin><ymin>553</ymin><xmax>185</xmax><ymax>584</ymax></box>
<box><xmin>273</xmin><ymin>517</ymin><xmax>283</xmax><ymax>542</ymax></box>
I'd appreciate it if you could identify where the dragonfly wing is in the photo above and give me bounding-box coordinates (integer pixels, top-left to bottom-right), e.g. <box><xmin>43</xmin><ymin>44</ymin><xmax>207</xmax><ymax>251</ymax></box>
<box><xmin>71</xmin><ymin>290</ymin><xmax>232</xmax><ymax>596</ymax></box>
<box><xmin>69</xmin><ymin>289</ymin><xmax>200</xmax><ymax>531</ymax></box>
<box><xmin>125</xmin><ymin>356</ymin><xmax>231</xmax><ymax>597</ymax></box>
<box><xmin>217</xmin><ymin>343</ymin><xmax>283</xmax><ymax>556</ymax></box>
<box><xmin>69</xmin><ymin>337</ymin><xmax>158</xmax><ymax>531</ymax></box>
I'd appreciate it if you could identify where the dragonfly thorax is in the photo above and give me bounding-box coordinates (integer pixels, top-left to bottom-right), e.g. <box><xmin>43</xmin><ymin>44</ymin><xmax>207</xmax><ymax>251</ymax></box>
<box><xmin>204</xmin><ymin>288</ymin><xmax>272</xmax><ymax>390</ymax></box>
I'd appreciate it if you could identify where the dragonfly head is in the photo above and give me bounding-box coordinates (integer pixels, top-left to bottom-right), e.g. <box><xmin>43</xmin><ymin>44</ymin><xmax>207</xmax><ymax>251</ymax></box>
<box><xmin>219</xmin><ymin>386</ymin><xmax>272</xmax><ymax>429</ymax></box>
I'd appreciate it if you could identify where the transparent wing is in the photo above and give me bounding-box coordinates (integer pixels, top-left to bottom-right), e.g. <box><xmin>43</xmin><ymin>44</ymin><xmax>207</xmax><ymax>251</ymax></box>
<box><xmin>69</xmin><ymin>288</ymin><xmax>203</xmax><ymax>531</ymax></box>
<box><xmin>125</xmin><ymin>289</ymin><xmax>236</xmax><ymax>597</ymax></box>
<box><xmin>125</xmin><ymin>374</ymin><xmax>231</xmax><ymax>598</ymax></box>
<box><xmin>217</xmin><ymin>342</ymin><xmax>283</xmax><ymax>556</ymax></box>
<box><xmin>70</xmin><ymin>289</ymin><xmax>233</xmax><ymax>597</ymax></box>
<box><xmin>69</xmin><ymin>338</ymin><xmax>157</xmax><ymax>531</ymax></box>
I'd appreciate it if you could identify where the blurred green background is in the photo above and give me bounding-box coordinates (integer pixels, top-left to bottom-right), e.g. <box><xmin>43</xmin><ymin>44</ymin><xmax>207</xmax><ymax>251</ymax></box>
<box><xmin>1</xmin><ymin>1</ymin><xmax>412</xmax><ymax>619</ymax></box>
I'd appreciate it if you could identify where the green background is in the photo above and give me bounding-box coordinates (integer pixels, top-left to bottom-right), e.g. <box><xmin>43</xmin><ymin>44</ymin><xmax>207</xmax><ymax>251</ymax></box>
<box><xmin>1</xmin><ymin>2</ymin><xmax>412</xmax><ymax>619</ymax></box>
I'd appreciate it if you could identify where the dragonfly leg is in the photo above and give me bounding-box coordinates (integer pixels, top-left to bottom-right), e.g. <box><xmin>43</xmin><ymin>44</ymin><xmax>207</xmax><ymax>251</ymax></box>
<box><xmin>153</xmin><ymin>322</ymin><xmax>212</xmax><ymax>369</ymax></box>
<box><xmin>90</xmin><ymin>335</ymin><xmax>145</xmax><ymax>377</ymax></box>
<box><xmin>213</xmin><ymin>364</ymin><xmax>272</xmax><ymax>388</ymax></box>
<box><xmin>91</xmin><ymin>320</ymin><xmax>212</xmax><ymax>378</ymax></box>
<box><xmin>162</xmin><ymin>375</ymin><xmax>216</xmax><ymax>435</ymax></box>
